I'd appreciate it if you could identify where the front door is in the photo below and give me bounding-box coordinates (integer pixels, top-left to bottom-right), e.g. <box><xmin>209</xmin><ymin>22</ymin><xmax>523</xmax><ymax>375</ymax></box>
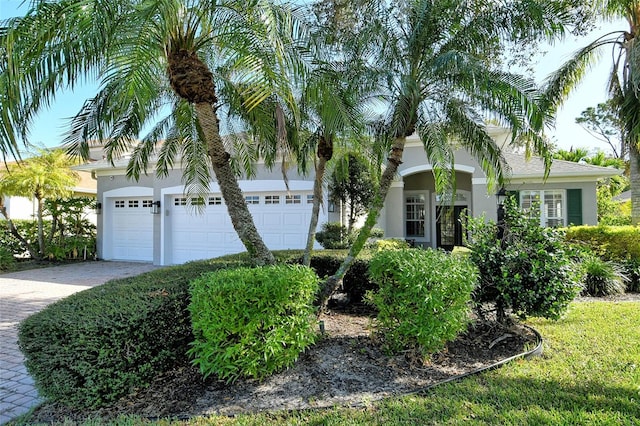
<box><xmin>436</xmin><ymin>206</ymin><xmax>467</xmax><ymax>251</ymax></box>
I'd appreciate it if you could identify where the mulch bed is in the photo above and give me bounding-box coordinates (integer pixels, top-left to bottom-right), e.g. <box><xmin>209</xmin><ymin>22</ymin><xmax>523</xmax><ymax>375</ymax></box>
<box><xmin>29</xmin><ymin>304</ymin><xmax>539</xmax><ymax>423</ymax></box>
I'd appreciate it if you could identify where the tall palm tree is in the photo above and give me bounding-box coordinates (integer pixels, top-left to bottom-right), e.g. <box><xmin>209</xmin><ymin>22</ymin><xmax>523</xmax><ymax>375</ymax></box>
<box><xmin>544</xmin><ymin>0</ymin><xmax>640</xmax><ymax>224</ymax></box>
<box><xmin>318</xmin><ymin>0</ymin><xmax>579</xmax><ymax>307</ymax></box>
<box><xmin>0</xmin><ymin>149</ymin><xmax>79</xmax><ymax>258</ymax></box>
<box><xmin>0</xmin><ymin>0</ymin><xmax>307</xmax><ymax>265</ymax></box>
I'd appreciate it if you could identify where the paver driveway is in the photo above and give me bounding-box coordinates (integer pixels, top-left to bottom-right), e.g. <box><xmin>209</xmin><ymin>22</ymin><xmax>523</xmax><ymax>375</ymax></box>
<box><xmin>0</xmin><ymin>261</ymin><xmax>161</xmax><ymax>424</ymax></box>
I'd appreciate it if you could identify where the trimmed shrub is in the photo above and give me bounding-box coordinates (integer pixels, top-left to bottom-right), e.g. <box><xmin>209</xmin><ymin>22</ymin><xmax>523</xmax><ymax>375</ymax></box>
<box><xmin>18</xmin><ymin>261</ymin><xmax>226</xmax><ymax>409</ymax></box>
<box><xmin>366</xmin><ymin>249</ymin><xmax>477</xmax><ymax>358</ymax></box>
<box><xmin>581</xmin><ymin>255</ymin><xmax>628</xmax><ymax>296</ymax></box>
<box><xmin>565</xmin><ymin>225</ymin><xmax>640</xmax><ymax>261</ymax></box>
<box><xmin>315</xmin><ymin>222</ymin><xmax>353</xmax><ymax>249</ymax></box>
<box><xmin>466</xmin><ymin>197</ymin><xmax>582</xmax><ymax>321</ymax></box>
<box><xmin>371</xmin><ymin>238</ymin><xmax>410</xmax><ymax>251</ymax></box>
<box><xmin>188</xmin><ymin>264</ymin><xmax>319</xmax><ymax>383</ymax></box>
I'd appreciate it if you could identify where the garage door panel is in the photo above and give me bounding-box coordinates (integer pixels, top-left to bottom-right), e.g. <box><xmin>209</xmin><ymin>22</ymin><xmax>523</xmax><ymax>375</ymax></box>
<box><xmin>109</xmin><ymin>197</ymin><xmax>154</xmax><ymax>262</ymax></box>
<box><xmin>169</xmin><ymin>191</ymin><xmax>325</xmax><ymax>264</ymax></box>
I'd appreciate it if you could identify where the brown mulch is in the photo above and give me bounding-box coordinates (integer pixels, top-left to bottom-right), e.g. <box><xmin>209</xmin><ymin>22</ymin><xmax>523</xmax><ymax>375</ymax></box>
<box><xmin>29</xmin><ymin>304</ymin><xmax>539</xmax><ymax>424</ymax></box>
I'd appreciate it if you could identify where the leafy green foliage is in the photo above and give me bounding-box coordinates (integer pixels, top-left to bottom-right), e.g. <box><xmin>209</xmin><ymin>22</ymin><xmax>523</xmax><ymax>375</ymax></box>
<box><xmin>0</xmin><ymin>245</ymin><xmax>15</xmax><ymax>271</ymax></box>
<box><xmin>315</xmin><ymin>222</ymin><xmax>353</xmax><ymax>249</ymax></box>
<box><xmin>466</xmin><ymin>197</ymin><xmax>582</xmax><ymax>321</ymax></box>
<box><xmin>371</xmin><ymin>238</ymin><xmax>410</xmax><ymax>251</ymax></box>
<box><xmin>565</xmin><ymin>225</ymin><xmax>640</xmax><ymax>261</ymax></box>
<box><xmin>18</xmin><ymin>261</ymin><xmax>227</xmax><ymax>409</ymax></box>
<box><xmin>329</xmin><ymin>153</ymin><xmax>376</xmax><ymax>231</ymax></box>
<box><xmin>188</xmin><ymin>265</ymin><xmax>319</xmax><ymax>383</ymax></box>
<box><xmin>291</xmin><ymin>251</ymin><xmax>374</xmax><ymax>304</ymax></box>
<box><xmin>44</xmin><ymin>197</ymin><xmax>97</xmax><ymax>260</ymax></box>
<box><xmin>580</xmin><ymin>254</ymin><xmax>627</xmax><ymax>297</ymax></box>
<box><xmin>366</xmin><ymin>249</ymin><xmax>477</xmax><ymax>358</ymax></box>
<box><xmin>0</xmin><ymin>219</ymin><xmax>37</xmax><ymax>255</ymax></box>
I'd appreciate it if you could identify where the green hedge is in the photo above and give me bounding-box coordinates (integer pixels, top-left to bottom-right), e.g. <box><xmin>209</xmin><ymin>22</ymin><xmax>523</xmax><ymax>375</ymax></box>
<box><xmin>290</xmin><ymin>250</ymin><xmax>375</xmax><ymax>304</ymax></box>
<box><xmin>565</xmin><ymin>225</ymin><xmax>640</xmax><ymax>261</ymax></box>
<box><xmin>17</xmin><ymin>261</ymin><xmax>229</xmax><ymax>409</ymax></box>
<box><xmin>188</xmin><ymin>265</ymin><xmax>319</xmax><ymax>382</ymax></box>
<box><xmin>366</xmin><ymin>249</ymin><xmax>477</xmax><ymax>358</ymax></box>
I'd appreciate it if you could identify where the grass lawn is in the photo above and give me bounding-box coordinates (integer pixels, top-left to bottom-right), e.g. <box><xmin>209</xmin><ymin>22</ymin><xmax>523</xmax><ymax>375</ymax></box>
<box><xmin>40</xmin><ymin>300</ymin><xmax>639</xmax><ymax>426</ymax></box>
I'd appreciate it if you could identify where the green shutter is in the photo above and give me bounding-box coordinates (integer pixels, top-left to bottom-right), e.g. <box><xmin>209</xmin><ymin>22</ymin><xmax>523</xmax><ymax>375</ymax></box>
<box><xmin>567</xmin><ymin>189</ymin><xmax>582</xmax><ymax>225</ymax></box>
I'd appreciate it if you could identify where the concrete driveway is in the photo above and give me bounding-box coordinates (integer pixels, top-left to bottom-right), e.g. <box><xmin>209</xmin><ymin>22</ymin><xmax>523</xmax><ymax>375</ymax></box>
<box><xmin>0</xmin><ymin>261</ymin><xmax>161</xmax><ymax>424</ymax></box>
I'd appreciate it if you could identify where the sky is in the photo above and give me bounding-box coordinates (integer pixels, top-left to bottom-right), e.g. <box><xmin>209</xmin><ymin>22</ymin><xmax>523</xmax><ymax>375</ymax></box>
<box><xmin>0</xmin><ymin>1</ymin><xmax>628</xmax><ymax>155</ymax></box>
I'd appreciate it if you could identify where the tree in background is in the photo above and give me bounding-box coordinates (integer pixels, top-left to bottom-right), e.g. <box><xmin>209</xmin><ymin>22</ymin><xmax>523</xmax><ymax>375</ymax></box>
<box><xmin>0</xmin><ymin>149</ymin><xmax>79</xmax><ymax>259</ymax></box>
<box><xmin>543</xmin><ymin>1</ymin><xmax>640</xmax><ymax>224</ymax></box>
<box><xmin>329</xmin><ymin>153</ymin><xmax>376</xmax><ymax>233</ymax></box>
<box><xmin>576</xmin><ymin>100</ymin><xmax>626</xmax><ymax>159</ymax></box>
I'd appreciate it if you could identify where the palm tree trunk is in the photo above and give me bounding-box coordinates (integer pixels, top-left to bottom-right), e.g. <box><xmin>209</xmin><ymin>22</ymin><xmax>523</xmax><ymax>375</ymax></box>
<box><xmin>194</xmin><ymin>102</ymin><xmax>276</xmax><ymax>265</ymax></box>
<box><xmin>0</xmin><ymin>198</ymin><xmax>38</xmax><ymax>259</ymax></box>
<box><xmin>302</xmin><ymin>155</ymin><xmax>327</xmax><ymax>267</ymax></box>
<box><xmin>317</xmin><ymin>136</ymin><xmax>406</xmax><ymax>309</ymax></box>
<box><xmin>36</xmin><ymin>196</ymin><xmax>45</xmax><ymax>258</ymax></box>
<box><xmin>630</xmin><ymin>143</ymin><xmax>640</xmax><ymax>225</ymax></box>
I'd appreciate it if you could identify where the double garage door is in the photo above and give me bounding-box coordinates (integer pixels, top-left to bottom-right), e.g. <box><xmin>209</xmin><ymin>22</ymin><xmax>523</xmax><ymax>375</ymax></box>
<box><xmin>106</xmin><ymin>191</ymin><xmax>324</xmax><ymax>264</ymax></box>
<box><xmin>168</xmin><ymin>192</ymin><xmax>321</xmax><ymax>264</ymax></box>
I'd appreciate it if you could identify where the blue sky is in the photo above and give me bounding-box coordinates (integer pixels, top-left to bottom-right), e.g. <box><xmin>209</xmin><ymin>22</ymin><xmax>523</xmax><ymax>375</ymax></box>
<box><xmin>0</xmin><ymin>1</ymin><xmax>626</xmax><ymax>155</ymax></box>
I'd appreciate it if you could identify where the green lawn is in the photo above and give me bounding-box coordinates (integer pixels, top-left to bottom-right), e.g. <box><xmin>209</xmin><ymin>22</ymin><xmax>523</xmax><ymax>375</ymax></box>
<box><xmin>44</xmin><ymin>300</ymin><xmax>638</xmax><ymax>426</ymax></box>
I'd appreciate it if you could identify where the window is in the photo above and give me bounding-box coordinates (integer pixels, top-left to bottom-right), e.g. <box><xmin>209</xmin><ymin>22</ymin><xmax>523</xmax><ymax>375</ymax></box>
<box><xmin>405</xmin><ymin>194</ymin><xmax>426</xmax><ymax>237</ymax></box>
<box><xmin>307</xmin><ymin>194</ymin><xmax>314</xmax><ymax>204</ymax></box>
<box><xmin>115</xmin><ymin>200</ymin><xmax>125</xmax><ymax>208</ymax></box>
<box><xmin>245</xmin><ymin>195</ymin><xmax>260</xmax><ymax>205</ymax></box>
<box><xmin>128</xmin><ymin>200</ymin><xmax>139</xmax><ymax>208</ymax></box>
<box><xmin>265</xmin><ymin>195</ymin><xmax>280</xmax><ymax>204</ymax></box>
<box><xmin>174</xmin><ymin>197</ymin><xmax>187</xmax><ymax>206</ymax></box>
<box><xmin>208</xmin><ymin>196</ymin><xmax>222</xmax><ymax>205</ymax></box>
<box><xmin>520</xmin><ymin>190</ymin><xmax>565</xmax><ymax>227</ymax></box>
<box><xmin>142</xmin><ymin>200</ymin><xmax>153</xmax><ymax>208</ymax></box>
<box><xmin>191</xmin><ymin>197</ymin><xmax>205</xmax><ymax>206</ymax></box>
<box><xmin>286</xmin><ymin>194</ymin><xmax>301</xmax><ymax>204</ymax></box>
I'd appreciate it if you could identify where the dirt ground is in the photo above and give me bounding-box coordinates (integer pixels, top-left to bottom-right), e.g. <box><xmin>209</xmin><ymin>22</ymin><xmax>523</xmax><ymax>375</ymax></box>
<box><xmin>29</xmin><ymin>305</ymin><xmax>539</xmax><ymax>423</ymax></box>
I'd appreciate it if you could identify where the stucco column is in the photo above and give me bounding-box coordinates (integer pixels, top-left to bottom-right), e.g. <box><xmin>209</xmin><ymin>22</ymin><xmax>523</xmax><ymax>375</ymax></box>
<box><xmin>382</xmin><ymin>178</ymin><xmax>405</xmax><ymax>239</ymax></box>
<box><xmin>472</xmin><ymin>178</ymin><xmax>497</xmax><ymax>222</ymax></box>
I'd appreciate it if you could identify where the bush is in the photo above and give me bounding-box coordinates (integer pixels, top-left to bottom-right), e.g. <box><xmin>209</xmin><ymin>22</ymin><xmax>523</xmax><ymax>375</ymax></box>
<box><xmin>565</xmin><ymin>225</ymin><xmax>640</xmax><ymax>261</ymax></box>
<box><xmin>366</xmin><ymin>249</ymin><xmax>477</xmax><ymax>358</ymax></box>
<box><xmin>188</xmin><ymin>264</ymin><xmax>319</xmax><ymax>383</ymax></box>
<box><xmin>466</xmin><ymin>197</ymin><xmax>582</xmax><ymax>321</ymax></box>
<box><xmin>291</xmin><ymin>251</ymin><xmax>374</xmax><ymax>304</ymax></box>
<box><xmin>581</xmin><ymin>255</ymin><xmax>628</xmax><ymax>296</ymax></box>
<box><xmin>315</xmin><ymin>222</ymin><xmax>353</xmax><ymax>249</ymax></box>
<box><xmin>18</xmin><ymin>261</ymin><xmax>226</xmax><ymax>409</ymax></box>
<box><xmin>622</xmin><ymin>259</ymin><xmax>640</xmax><ymax>292</ymax></box>
<box><xmin>0</xmin><ymin>245</ymin><xmax>15</xmax><ymax>271</ymax></box>
<box><xmin>371</xmin><ymin>238</ymin><xmax>410</xmax><ymax>251</ymax></box>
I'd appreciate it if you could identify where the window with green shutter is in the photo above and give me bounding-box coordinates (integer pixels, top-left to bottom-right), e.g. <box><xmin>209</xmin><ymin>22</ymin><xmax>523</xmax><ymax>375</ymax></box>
<box><xmin>567</xmin><ymin>189</ymin><xmax>583</xmax><ymax>225</ymax></box>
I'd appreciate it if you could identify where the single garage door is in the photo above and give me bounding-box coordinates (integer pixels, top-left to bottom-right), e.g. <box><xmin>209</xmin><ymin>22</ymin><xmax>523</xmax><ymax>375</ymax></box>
<box><xmin>168</xmin><ymin>191</ymin><xmax>325</xmax><ymax>264</ymax></box>
<box><xmin>108</xmin><ymin>197</ymin><xmax>154</xmax><ymax>261</ymax></box>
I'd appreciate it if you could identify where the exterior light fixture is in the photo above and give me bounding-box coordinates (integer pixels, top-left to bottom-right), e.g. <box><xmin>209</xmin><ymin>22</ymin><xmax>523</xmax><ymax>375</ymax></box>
<box><xmin>95</xmin><ymin>202</ymin><xmax>102</xmax><ymax>215</ymax></box>
<box><xmin>151</xmin><ymin>200</ymin><xmax>161</xmax><ymax>214</ymax></box>
<box><xmin>495</xmin><ymin>187</ymin><xmax>507</xmax><ymax>240</ymax></box>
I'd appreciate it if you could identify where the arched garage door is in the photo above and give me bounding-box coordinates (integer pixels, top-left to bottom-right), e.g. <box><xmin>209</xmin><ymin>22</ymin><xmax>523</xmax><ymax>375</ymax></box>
<box><xmin>167</xmin><ymin>191</ymin><xmax>325</xmax><ymax>264</ymax></box>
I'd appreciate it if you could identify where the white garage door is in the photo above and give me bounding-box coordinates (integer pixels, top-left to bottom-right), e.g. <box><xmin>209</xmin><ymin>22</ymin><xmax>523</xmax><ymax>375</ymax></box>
<box><xmin>108</xmin><ymin>197</ymin><xmax>154</xmax><ymax>261</ymax></box>
<box><xmin>168</xmin><ymin>192</ymin><xmax>324</xmax><ymax>264</ymax></box>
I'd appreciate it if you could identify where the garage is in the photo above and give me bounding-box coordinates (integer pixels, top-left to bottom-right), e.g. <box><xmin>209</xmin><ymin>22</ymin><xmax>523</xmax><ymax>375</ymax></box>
<box><xmin>105</xmin><ymin>197</ymin><xmax>154</xmax><ymax>262</ymax></box>
<box><xmin>166</xmin><ymin>190</ymin><xmax>326</xmax><ymax>264</ymax></box>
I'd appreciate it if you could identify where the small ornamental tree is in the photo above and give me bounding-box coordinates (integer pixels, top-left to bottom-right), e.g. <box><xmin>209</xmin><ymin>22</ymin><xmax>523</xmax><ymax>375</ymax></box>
<box><xmin>329</xmin><ymin>153</ymin><xmax>376</xmax><ymax>233</ymax></box>
<box><xmin>465</xmin><ymin>197</ymin><xmax>582</xmax><ymax>322</ymax></box>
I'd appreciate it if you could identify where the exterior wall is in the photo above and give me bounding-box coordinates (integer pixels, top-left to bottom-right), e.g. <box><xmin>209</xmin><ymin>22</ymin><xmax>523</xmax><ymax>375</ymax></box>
<box><xmin>4</xmin><ymin>196</ymin><xmax>36</xmax><ymax>220</ymax></box>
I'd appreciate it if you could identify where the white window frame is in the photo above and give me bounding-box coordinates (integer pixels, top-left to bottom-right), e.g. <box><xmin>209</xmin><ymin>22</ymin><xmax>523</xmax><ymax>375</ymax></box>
<box><xmin>404</xmin><ymin>191</ymin><xmax>429</xmax><ymax>241</ymax></box>
<box><xmin>245</xmin><ymin>195</ymin><xmax>260</xmax><ymax>205</ymax></box>
<box><xmin>265</xmin><ymin>195</ymin><xmax>280</xmax><ymax>205</ymax></box>
<box><xmin>286</xmin><ymin>194</ymin><xmax>301</xmax><ymax>204</ymax></box>
<box><xmin>520</xmin><ymin>190</ymin><xmax>566</xmax><ymax>227</ymax></box>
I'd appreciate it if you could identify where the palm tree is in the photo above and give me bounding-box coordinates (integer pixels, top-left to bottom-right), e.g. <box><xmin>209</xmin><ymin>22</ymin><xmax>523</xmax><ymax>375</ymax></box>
<box><xmin>544</xmin><ymin>1</ymin><xmax>640</xmax><ymax>223</ymax></box>
<box><xmin>0</xmin><ymin>0</ymin><xmax>307</xmax><ymax>265</ymax></box>
<box><xmin>317</xmin><ymin>0</ymin><xmax>579</xmax><ymax>307</ymax></box>
<box><xmin>0</xmin><ymin>149</ymin><xmax>79</xmax><ymax>258</ymax></box>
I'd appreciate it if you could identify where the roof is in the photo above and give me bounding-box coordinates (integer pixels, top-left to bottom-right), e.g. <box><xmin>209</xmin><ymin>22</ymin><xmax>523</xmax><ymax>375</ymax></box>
<box><xmin>503</xmin><ymin>152</ymin><xmax>622</xmax><ymax>180</ymax></box>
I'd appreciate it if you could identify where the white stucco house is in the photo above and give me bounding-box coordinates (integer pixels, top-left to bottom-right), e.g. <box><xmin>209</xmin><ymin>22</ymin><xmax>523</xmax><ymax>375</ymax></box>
<box><xmin>76</xmin><ymin>128</ymin><xmax>620</xmax><ymax>265</ymax></box>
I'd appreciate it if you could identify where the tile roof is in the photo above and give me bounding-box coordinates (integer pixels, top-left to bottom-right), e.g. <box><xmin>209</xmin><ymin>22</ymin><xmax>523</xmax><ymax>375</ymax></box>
<box><xmin>503</xmin><ymin>152</ymin><xmax>622</xmax><ymax>179</ymax></box>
